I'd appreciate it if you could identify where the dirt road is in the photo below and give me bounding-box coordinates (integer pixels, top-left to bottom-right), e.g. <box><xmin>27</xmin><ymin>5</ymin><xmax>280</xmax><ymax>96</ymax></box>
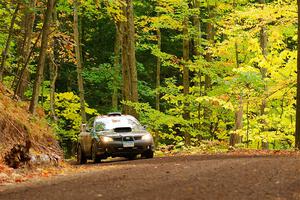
<box><xmin>1</xmin><ymin>154</ymin><xmax>300</xmax><ymax>200</ymax></box>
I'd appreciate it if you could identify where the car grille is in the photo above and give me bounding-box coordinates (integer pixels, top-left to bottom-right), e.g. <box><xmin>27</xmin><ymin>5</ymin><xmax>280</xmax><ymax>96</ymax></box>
<box><xmin>112</xmin><ymin>136</ymin><xmax>142</xmax><ymax>141</ymax></box>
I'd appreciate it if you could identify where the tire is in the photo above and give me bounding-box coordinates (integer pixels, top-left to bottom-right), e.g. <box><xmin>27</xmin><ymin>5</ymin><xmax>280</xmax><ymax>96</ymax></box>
<box><xmin>77</xmin><ymin>144</ymin><xmax>87</xmax><ymax>164</ymax></box>
<box><xmin>126</xmin><ymin>154</ymin><xmax>137</xmax><ymax>160</ymax></box>
<box><xmin>92</xmin><ymin>142</ymin><xmax>101</xmax><ymax>163</ymax></box>
<box><xmin>142</xmin><ymin>150</ymin><xmax>154</xmax><ymax>159</ymax></box>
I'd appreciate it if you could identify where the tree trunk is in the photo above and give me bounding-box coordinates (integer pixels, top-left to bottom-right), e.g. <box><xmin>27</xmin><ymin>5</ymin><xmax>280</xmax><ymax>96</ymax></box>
<box><xmin>230</xmin><ymin>95</ymin><xmax>243</xmax><ymax>146</ymax></box>
<box><xmin>29</xmin><ymin>0</ymin><xmax>55</xmax><ymax>114</ymax></box>
<box><xmin>259</xmin><ymin>0</ymin><xmax>267</xmax><ymax>115</ymax></box>
<box><xmin>127</xmin><ymin>0</ymin><xmax>138</xmax><ymax>105</ymax></box>
<box><xmin>193</xmin><ymin>0</ymin><xmax>201</xmax><ymax>56</ymax></box>
<box><xmin>49</xmin><ymin>4</ymin><xmax>58</xmax><ymax>121</ymax></box>
<box><xmin>205</xmin><ymin>2</ymin><xmax>213</xmax><ymax>90</ymax></box>
<box><xmin>183</xmin><ymin>16</ymin><xmax>190</xmax><ymax>146</ymax></box>
<box><xmin>259</xmin><ymin>0</ymin><xmax>269</xmax><ymax>149</ymax></box>
<box><xmin>74</xmin><ymin>0</ymin><xmax>86</xmax><ymax>123</ymax></box>
<box><xmin>156</xmin><ymin>28</ymin><xmax>161</xmax><ymax>111</ymax></box>
<box><xmin>49</xmin><ymin>56</ymin><xmax>58</xmax><ymax>121</ymax></box>
<box><xmin>295</xmin><ymin>0</ymin><xmax>300</xmax><ymax>149</ymax></box>
<box><xmin>14</xmin><ymin>32</ymin><xmax>41</xmax><ymax>98</ymax></box>
<box><xmin>229</xmin><ymin>0</ymin><xmax>243</xmax><ymax>146</ymax></box>
<box><xmin>112</xmin><ymin>23</ymin><xmax>122</xmax><ymax>111</ymax></box>
<box><xmin>15</xmin><ymin>0</ymin><xmax>36</xmax><ymax>99</ymax></box>
<box><xmin>0</xmin><ymin>3</ymin><xmax>20</xmax><ymax>81</ymax></box>
<box><xmin>121</xmin><ymin>0</ymin><xmax>138</xmax><ymax>116</ymax></box>
<box><xmin>121</xmin><ymin>19</ymin><xmax>131</xmax><ymax>114</ymax></box>
<box><xmin>204</xmin><ymin>1</ymin><xmax>214</xmax><ymax>138</ymax></box>
<box><xmin>192</xmin><ymin>0</ymin><xmax>202</xmax><ymax>124</ymax></box>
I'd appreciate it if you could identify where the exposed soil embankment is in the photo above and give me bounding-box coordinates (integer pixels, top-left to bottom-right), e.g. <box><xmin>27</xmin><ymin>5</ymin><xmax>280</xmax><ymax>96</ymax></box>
<box><xmin>0</xmin><ymin>84</ymin><xmax>62</xmax><ymax>168</ymax></box>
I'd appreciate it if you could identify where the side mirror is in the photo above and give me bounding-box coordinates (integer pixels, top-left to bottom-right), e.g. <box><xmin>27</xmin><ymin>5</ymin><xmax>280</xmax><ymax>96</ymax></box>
<box><xmin>95</xmin><ymin>123</ymin><xmax>105</xmax><ymax>132</ymax></box>
<box><xmin>81</xmin><ymin>124</ymin><xmax>87</xmax><ymax>132</ymax></box>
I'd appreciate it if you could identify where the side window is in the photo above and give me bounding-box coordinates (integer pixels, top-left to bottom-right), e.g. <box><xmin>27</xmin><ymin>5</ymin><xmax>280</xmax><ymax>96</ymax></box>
<box><xmin>94</xmin><ymin>122</ymin><xmax>105</xmax><ymax>132</ymax></box>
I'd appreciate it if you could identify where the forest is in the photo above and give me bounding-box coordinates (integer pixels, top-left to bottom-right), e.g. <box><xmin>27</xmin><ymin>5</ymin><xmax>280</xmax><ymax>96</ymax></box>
<box><xmin>0</xmin><ymin>0</ymin><xmax>299</xmax><ymax>156</ymax></box>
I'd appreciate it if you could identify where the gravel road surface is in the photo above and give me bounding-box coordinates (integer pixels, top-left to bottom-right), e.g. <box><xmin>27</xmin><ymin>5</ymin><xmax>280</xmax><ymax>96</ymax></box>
<box><xmin>0</xmin><ymin>154</ymin><xmax>300</xmax><ymax>200</ymax></box>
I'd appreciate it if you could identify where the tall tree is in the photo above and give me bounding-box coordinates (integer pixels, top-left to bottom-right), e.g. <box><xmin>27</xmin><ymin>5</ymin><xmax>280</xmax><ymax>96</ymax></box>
<box><xmin>0</xmin><ymin>3</ymin><xmax>20</xmax><ymax>81</ymax></box>
<box><xmin>155</xmin><ymin>28</ymin><xmax>161</xmax><ymax>111</ymax></box>
<box><xmin>203</xmin><ymin>0</ymin><xmax>215</xmax><ymax>137</ymax></box>
<box><xmin>29</xmin><ymin>0</ymin><xmax>56</xmax><ymax>114</ymax></box>
<box><xmin>192</xmin><ymin>0</ymin><xmax>202</xmax><ymax>123</ymax></box>
<box><xmin>49</xmin><ymin>3</ymin><xmax>58</xmax><ymax>121</ymax></box>
<box><xmin>259</xmin><ymin>0</ymin><xmax>269</xmax><ymax>149</ymax></box>
<box><xmin>204</xmin><ymin>0</ymin><xmax>214</xmax><ymax>90</ymax></box>
<box><xmin>112</xmin><ymin>22</ymin><xmax>122</xmax><ymax>111</ymax></box>
<box><xmin>295</xmin><ymin>0</ymin><xmax>300</xmax><ymax>149</ymax></box>
<box><xmin>183</xmin><ymin>15</ymin><xmax>190</xmax><ymax>145</ymax></box>
<box><xmin>230</xmin><ymin>0</ymin><xmax>242</xmax><ymax>146</ymax></box>
<box><xmin>121</xmin><ymin>18</ymin><xmax>131</xmax><ymax>114</ymax></box>
<box><xmin>127</xmin><ymin>0</ymin><xmax>138</xmax><ymax>106</ymax></box>
<box><xmin>121</xmin><ymin>0</ymin><xmax>138</xmax><ymax>115</ymax></box>
<box><xmin>49</xmin><ymin>56</ymin><xmax>58</xmax><ymax>121</ymax></box>
<box><xmin>74</xmin><ymin>0</ymin><xmax>86</xmax><ymax>123</ymax></box>
<box><xmin>15</xmin><ymin>0</ymin><xmax>37</xmax><ymax>99</ymax></box>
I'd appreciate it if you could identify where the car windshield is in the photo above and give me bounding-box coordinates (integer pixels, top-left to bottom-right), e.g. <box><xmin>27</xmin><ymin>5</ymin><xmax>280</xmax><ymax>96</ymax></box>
<box><xmin>94</xmin><ymin>116</ymin><xmax>143</xmax><ymax>132</ymax></box>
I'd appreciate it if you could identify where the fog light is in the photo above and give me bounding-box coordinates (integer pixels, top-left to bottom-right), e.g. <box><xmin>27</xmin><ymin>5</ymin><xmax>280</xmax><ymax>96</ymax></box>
<box><xmin>102</xmin><ymin>136</ymin><xmax>113</xmax><ymax>143</ymax></box>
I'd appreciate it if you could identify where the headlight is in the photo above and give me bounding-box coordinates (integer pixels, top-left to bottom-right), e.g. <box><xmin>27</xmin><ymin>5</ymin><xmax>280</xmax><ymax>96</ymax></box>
<box><xmin>142</xmin><ymin>134</ymin><xmax>152</xmax><ymax>141</ymax></box>
<box><xmin>102</xmin><ymin>136</ymin><xmax>113</xmax><ymax>143</ymax></box>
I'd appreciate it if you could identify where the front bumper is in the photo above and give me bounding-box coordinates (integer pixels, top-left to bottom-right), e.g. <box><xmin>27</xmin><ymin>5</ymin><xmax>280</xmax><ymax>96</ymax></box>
<box><xmin>96</xmin><ymin>140</ymin><xmax>154</xmax><ymax>157</ymax></box>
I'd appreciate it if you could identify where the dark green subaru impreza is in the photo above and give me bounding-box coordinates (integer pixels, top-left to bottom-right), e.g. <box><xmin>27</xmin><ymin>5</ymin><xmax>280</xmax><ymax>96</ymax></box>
<box><xmin>77</xmin><ymin>112</ymin><xmax>154</xmax><ymax>164</ymax></box>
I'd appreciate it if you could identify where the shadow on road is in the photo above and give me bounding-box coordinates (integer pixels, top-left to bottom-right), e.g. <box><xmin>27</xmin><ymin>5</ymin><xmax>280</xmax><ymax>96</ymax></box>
<box><xmin>69</xmin><ymin>153</ymin><xmax>287</xmax><ymax>168</ymax></box>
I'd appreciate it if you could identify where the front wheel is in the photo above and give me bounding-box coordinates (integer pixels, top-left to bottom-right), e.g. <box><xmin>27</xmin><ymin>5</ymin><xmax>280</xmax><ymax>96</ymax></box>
<box><xmin>92</xmin><ymin>142</ymin><xmax>101</xmax><ymax>163</ymax></box>
<box><xmin>142</xmin><ymin>150</ymin><xmax>154</xmax><ymax>159</ymax></box>
<box><xmin>77</xmin><ymin>144</ymin><xmax>87</xmax><ymax>164</ymax></box>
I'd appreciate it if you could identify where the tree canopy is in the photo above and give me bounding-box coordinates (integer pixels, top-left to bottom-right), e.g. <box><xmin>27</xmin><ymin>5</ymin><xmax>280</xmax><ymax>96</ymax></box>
<box><xmin>0</xmin><ymin>0</ymin><xmax>299</xmax><ymax>155</ymax></box>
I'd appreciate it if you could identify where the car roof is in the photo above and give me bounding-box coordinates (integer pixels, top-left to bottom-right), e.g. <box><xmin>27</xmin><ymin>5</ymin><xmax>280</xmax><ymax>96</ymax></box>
<box><xmin>94</xmin><ymin>114</ymin><xmax>140</xmax><ymax>129</ymax></box>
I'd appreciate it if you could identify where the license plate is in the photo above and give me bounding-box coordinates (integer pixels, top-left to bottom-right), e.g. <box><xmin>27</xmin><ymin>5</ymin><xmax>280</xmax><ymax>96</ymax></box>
<box><xmin>123</xmin><ymin>141</ymin><xmax>134</xmax><ymax>147</ymax></box>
